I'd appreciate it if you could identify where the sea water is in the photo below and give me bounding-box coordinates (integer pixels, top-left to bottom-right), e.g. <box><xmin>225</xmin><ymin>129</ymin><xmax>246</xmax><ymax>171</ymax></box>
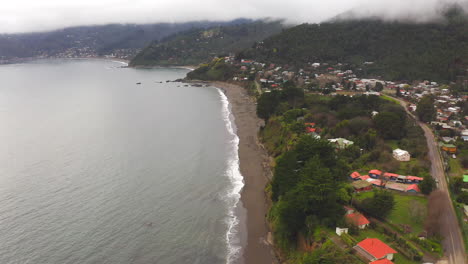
<box><xmin>0</xmin><ymin>59</ymin><xmax>243</xmax><ymax>264</ymax></box>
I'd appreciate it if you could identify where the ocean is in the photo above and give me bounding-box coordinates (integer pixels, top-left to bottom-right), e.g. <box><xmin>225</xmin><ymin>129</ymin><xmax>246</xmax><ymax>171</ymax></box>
<box><xmin>0</xmin><ymin>59</ymin><xmax>244</xmax><ymax>264</ymax></box>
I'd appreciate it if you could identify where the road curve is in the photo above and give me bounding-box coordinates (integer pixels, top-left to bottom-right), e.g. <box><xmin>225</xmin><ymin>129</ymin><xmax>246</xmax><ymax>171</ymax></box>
<box><xmin>390</xmin><ymin>96</ymin><xmax>466</xmax><ymax>264</ymax></box>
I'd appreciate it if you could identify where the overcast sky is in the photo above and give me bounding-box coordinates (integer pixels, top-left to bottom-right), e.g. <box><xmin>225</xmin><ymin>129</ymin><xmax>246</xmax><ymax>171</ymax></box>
<box><xmin>1</xmin><ymin>0</ymin><xmax>466</xmax><ymax>34</ymax></box>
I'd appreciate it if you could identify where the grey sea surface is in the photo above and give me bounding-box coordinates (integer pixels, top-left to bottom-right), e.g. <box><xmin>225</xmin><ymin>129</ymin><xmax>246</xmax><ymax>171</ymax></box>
<box><xmin>0</xmin><ymin>59</ymin><xmax>243</xmax><ymax>264</ymax></box>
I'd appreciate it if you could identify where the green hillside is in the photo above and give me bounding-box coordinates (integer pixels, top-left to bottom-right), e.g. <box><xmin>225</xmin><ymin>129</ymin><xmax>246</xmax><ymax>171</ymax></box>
<box><xmin>129</xmin><ymin>21</ymin><xmax>284</xmax><ymax>67</ymax></box>
<box><xmin>238</xmin><ymin>10</ymin><xmax>468</xmax><ymax>82</ymax></box>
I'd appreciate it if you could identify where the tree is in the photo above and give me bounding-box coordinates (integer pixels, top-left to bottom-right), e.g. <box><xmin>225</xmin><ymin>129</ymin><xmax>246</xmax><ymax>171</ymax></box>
<box><xmin>256</xmin><ymin>90</ymin><xmax>281</xmax><ymax>120</ymax></box>
<box><xmin>419</xmin><ymin>172</ymin><xmax>436</xmax><ymax>195</ymax></box>
<box><xmin>362</xmin><ymin>190</ymin><xmax>395</xmax><ymax>219</ymax></box>
<box><xmin>374</xmin><ymin>112</ymin><xmax>405</xmax><ymax>139</ymax></box>
<box><xmin>396</xmin><ymin>86</ymin><xmax>402</xmax><ymax>97</ymax></box>
<box><xmin>375</xmin><ymin>82</ymin><xmax>384</xmax><ymax>92</ymax></box>
<box><xmin>416</xmin><ymin>96</ymin><xmax>436</xmax><ymax>123</ymax></box>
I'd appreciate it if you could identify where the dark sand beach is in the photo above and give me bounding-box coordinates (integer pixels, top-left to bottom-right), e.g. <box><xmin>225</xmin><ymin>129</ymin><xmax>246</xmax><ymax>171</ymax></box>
<box><xmin>213</xmin><ymin>81</ymin><xmax>277</xmax><ymax>264</ymax></box>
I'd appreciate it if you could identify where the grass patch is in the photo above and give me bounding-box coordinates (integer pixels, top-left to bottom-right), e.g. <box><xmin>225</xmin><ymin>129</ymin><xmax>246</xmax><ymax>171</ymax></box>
<box><xmin>354</xmin><ymin>191</ymin><xmax>427</xmax><ymax>234</ymax></box>
<box><xmin>386</xmin><ymin>140</ymin><xmax>400</xmax><ymax>150</ymax></box>
<box><xmin>381</xmin><ymin>95</ymin><xmax>400</xmax><ymax>104</ymax></box>
<box><xmin>387</xmin><ymin>194</ymin><xmax>427</xmax><ymax>234</ymax></box>
<box><xmin>448</xmin><ymin>158</ymin><xmax>464</xmax><ymax>178</ymax></box>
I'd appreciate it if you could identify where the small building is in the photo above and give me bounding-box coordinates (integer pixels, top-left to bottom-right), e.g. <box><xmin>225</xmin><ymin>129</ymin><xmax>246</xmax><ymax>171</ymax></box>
<box><xmin>344</xmin><ymin>206</ymin><xmax>355</xmax><ymax>214</ymax></box>
<box><xmin>406</xmin><ymin>176</ymin><xmax>424</xmax><ymax>184</ymax></box>
<box><xmin>354</xmin><ymin>238</ymin><xmax>397</xmax><ymax>262</ymax></box>
<box><xmin>367</xmin><ymin>178</ymin><xmax>384</xmax><ymax>187</ymax></box>
<box><xmin>406</xmin><ymin>184</ymin><xmax>421</xmax><ymax>193</ymax></box>
<box><xmin>369</xmin><ymin>170</ymin><xmax>382</xmax><ymax>179</ymax></box>
<box><xmin>441</xmin><ymin>143</ymin><xmax>457</xmax><ymax>154</ymax></box>
<box><xmin>383</xmin><ymin>172</ymin><xmax>399</xmax><ymax>181</ymax></box>
<box><xmin>385</xmin><ymin>182</ymin><xmax>407</xmax><ymax>192</ymax></box>
<box><xmin>328</xmin><ymin>138</ymin><xmax>354</xmax><ymax>150</ymax></box>
<box><xmin>336</xmin><ymin>227</ymin><xmax>349</xmax><ymax>236</ymax></box>
<box><xmin>350</xmin><ymin>171</ymin><xmax>361</xmax><ymax>180</ymax></box>
<box><xmin>392</xmin><ymin>149</ymin><xmax>410</xmax><ymax>162</ymax></box>
<box><xmin>370</xmin><ymin>259</ymin><xmax>394</xmax><ymax>264</ymax></box>
<box><xmin>346</xmin><ymin>212</ymin><xmax>370</xmax><ymax>229</ymax></box>
<box><xmin>352</xmin><ymin>180</ymin><xmax>373</xmax><ymax>193</ymax></box>
<box><xmin>360</xmin><ymin>175</ymin><xmax>370</xmax><ymax>181</ymax></box>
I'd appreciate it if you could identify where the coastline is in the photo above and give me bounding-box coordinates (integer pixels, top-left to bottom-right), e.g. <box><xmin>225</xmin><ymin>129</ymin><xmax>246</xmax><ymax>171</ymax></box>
<box><xmin>212</xmin><ymin>81</ymin><xmax>277</xmax><ymax>264</ymax></box>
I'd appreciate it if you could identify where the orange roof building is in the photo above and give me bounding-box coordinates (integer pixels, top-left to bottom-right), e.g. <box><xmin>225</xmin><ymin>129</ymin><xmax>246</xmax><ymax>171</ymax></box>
<box><xmin>346</xmin><ymin>212</ymin><xmax>370</xmax><ymax>229</ymax></box>
<box><xmin>354</xmin><ymin>238</ymin><xmax>397</xmax><ymax>261</ymax></box>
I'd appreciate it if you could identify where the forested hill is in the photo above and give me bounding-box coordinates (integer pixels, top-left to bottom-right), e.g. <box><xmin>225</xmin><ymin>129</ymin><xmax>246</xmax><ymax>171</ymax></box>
<box><xmin>238</xmin><ymin>10</ymin><xmax>468</xmax><ymax>82</ymax></box>
<box><xmin>129</xmin><ymin>20</ymin><xmax>284</xmax><ymax>67</ymax></box>
<box><xmin>0</xmin><ymin>19</ymin><xmax>252</xmax><ymax>61</ymax></box>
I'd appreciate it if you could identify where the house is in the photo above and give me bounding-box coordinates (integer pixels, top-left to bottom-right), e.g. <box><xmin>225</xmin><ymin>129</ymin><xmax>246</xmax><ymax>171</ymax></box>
<box><xmin>352</xmin><ymin>180</ymin><xmax>373</xmax><ymax>193</ymax></box>
<box><xmin>367</xmin><ymin>178</ymin><xmax>384</xmax><ymax>187</ymax></box>
<box><xmin>350</xmin><ymin>171</ymin><xmax>361</xmax><ymax>180</ymax></box>
<box><xmin>385</xmin><ymin>182</ymin><xmax>407</xmax><ymax>192</ymax></box>
<box><xmin>354</xmin><ymin>238</ymin><xmax>397</xmax><ymax>261</ymax></box>
<box><xmin>346</xmin><ymin>212</ymin><xmax>370</xmax><ymax>229</ymax></box>
<box><xmin>441</xmin><ymin>143</ymin><xmax>457</xmax><ymax>154</ymax></box>
<box><xmin>392</xmin><ymin>149</ymin><xmax>410</xmax><ymax>161</ymax></box>
<box><xmin>360</xmin><ymin>175</ymin><xmax>371</xmax><ymax>181</ymax></box>
<box><xmin>336</xmin><ymin>227</ymin><xmax>349</xmax><ymax>236</ymax></box>
<box><xmin>369</xmin><ymin>170</ymin><xmax>382</xmax><ymax>179</ymax></box>
<box><xmin>383</xmin><ymin>172</ymin><xmax>399</xmax><ymax>181</ymax></box>
<box><xmin>406</xmin><ymin>176</ymin><xmax>424</xmax><ymax>183</ymax></box>
<box><xmin>344</xmin><ymin>206</ymin><xmax>355</xmax><ymax>214</ymax></box>
<box><xmin>370</xmin><ymin>259</ymin><xmax>394</xmax><ymax>264</ymax></box>
<box><xmin>406</xmin><ymin>184</ymin><xmax>421</xmax><ymax>193</ymax></box>
<box><xmin>328</xmin><ymin>138</ymin><xmax>354</xmax><ymax>150</ymax></box>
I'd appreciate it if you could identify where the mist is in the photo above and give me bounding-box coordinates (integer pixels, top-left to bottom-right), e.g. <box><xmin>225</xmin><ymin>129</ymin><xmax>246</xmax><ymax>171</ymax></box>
<box><xmin>1</xmin><ymin>0</ymin><xmax>466</xmax><ymax>34</ymax></box>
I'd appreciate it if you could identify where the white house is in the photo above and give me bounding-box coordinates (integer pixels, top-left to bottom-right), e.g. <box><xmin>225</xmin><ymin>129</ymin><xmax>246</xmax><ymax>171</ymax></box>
<box><xmin>393</xmin><ymin>149</ymin><xmax>410</xmax><ymax>162</ymax></box>
<box><xmin>335</xmin><ymin>227</ymin><xmax>349</xmax><ymax>236</ymax></box>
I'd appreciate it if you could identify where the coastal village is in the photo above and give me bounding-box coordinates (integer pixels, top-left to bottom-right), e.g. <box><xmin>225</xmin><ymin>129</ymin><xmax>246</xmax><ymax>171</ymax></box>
<box><xmin>218</xmin><ymin>54</ymin><xmax>468</xmax><ymax>264</ymax></box>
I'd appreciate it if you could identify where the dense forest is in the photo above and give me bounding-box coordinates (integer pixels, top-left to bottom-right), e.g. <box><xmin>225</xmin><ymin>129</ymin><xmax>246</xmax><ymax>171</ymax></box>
<box><xmin>129</xmin><ymin>21</ymin><xmax>283</xmax><ymax>66</ymax></box>
<box><xmin>239</xmin><ymin>8</ymin><xmax>468</xmax><ymax>82</ymax></box>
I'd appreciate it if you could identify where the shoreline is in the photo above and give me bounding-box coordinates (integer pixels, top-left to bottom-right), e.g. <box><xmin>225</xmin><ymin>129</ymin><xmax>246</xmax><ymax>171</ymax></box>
<box><xmin>212</xmin><ymin>81</ymin><xmax>277</xmax><ymax>264</ymax></box>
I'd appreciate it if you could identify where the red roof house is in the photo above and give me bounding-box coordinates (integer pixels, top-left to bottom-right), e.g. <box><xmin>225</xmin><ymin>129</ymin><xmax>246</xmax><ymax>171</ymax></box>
<box><xmin>370</xmin><ymin>259</ymin><xmax>394</xmax><ymax>264</ymax></box>
<box><xmin>406</xmin><ymin>176</ymin><xmax>423</xmax><ymax>183</ymax></box>
<box><xmin>354</xmin><ymin>238</ymin><xmax>397</xmax><ymax>261</ymax></box>
<box><xmin>306</xmin><ymin>127</ymin><xmax>317</xmax><ymax>133</ymax></box>
<box><xmin>346</xmin><ymin>212</ymin><xmax>370</xmax><ymax>229</ymax></box>
<box><xmin>359</xmin><ymin>175</ymin><xmax>370</xmax><ymax>181</ymax></box>
<box><xmin>406</xmin><ymin>184</ymin><xmax>421</xmax><ymax>193</ymax></box>
<box><xmin>350</xmin><ymin>171</ymin><xmax>361</xmax><ymax>180</ymax></box>
<box><xmin>383</xmin><ymin>172</ymin><xmax>399</xmax><ymax>180</ymax></box>
<box><xmin>369</xmin><ymin>170</ymin><xmax>382</xmax><ymax>178</ymax></box>
<box><xmin>344</xmin><ymin>206</ymin><xmax>355</xmax><ymax>214</ymax></box>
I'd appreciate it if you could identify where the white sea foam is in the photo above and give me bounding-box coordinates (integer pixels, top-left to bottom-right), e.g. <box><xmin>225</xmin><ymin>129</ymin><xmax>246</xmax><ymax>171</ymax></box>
<box><xmin>217</xmin><ymin>88</ymin><xmax>245</xmax><ymax>264</ymax></box>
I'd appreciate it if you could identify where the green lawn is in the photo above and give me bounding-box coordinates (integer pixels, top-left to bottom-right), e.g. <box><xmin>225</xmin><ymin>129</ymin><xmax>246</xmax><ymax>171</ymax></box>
<box><xmin>354</xmin><ymin>191</ymin><xmax>428</xmax><ymax>234</ymax></box>
<box><xmin>448</xmin><ymin>158</ymin><xmax>464</xmax><ymax>178</ymax></box>
<box><xmin>386</xmin><ymin>140</ymin><xmax>400</xmax><ymax>150</ymax></box>
<box><xmin>381</xmin><ymin>95</ymin><xmax>400</xmax><ymax>104</ymax></box>
<box><xmin>387</xmin><ymin>194</ymin><xmax>428</xmax><ymax>234</ymax></box>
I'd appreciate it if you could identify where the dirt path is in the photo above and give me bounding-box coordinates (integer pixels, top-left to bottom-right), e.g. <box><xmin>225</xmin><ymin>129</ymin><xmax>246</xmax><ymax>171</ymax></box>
<box><xmin>390</xmin><ymin>95</ymin><xmax>467</xmax><ymax>264</ymax></box>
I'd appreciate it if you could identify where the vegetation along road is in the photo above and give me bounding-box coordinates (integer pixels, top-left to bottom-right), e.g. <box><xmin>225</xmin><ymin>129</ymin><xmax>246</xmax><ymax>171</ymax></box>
<box><xmin>391</xmin><ymin>95</ymin><xmax>467</xmax><ymax>264</ymax></box>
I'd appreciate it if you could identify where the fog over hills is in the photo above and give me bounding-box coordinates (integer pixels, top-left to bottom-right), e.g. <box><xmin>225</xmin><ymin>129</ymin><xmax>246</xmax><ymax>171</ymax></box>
<box><xmin>1</xmin><ymin>0</ymin><xmax>467</xmax><ymax>34</ymax></box>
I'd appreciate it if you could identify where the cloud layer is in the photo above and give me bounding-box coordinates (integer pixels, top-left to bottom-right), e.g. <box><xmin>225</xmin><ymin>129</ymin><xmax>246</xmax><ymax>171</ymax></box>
<box><xmin>1</xmin><ymin>0</ymin><xmax>466</xmax><ymax>33</ymax></box>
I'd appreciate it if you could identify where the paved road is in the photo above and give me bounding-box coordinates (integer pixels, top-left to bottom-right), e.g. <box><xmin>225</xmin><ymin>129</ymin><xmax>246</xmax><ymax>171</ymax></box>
<box><xmin>389</xmin><ymin>96</ymin><xmax>467</xmax><ymax>264</ymax></box>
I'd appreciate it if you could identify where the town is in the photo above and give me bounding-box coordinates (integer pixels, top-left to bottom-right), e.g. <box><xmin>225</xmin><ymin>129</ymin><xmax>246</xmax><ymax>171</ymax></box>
<box><xmin>216</xmin><ymin>54</ymin><xmax>468</xmax><ymax>264</ymax></box>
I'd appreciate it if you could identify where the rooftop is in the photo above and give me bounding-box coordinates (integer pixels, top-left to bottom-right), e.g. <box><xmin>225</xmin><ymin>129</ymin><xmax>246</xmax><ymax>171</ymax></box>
<box><xmin>356</xmin><ymin>238</ymin><xmax>397</xmax><ymax>259</ymax></box>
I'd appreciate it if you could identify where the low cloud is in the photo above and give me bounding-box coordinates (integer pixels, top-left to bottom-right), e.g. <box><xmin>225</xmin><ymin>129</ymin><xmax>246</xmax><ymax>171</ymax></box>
<box><xmin>0</xmin><ymin>0</ymin><xmax>466</xmax><ymax>34</ymax></box>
